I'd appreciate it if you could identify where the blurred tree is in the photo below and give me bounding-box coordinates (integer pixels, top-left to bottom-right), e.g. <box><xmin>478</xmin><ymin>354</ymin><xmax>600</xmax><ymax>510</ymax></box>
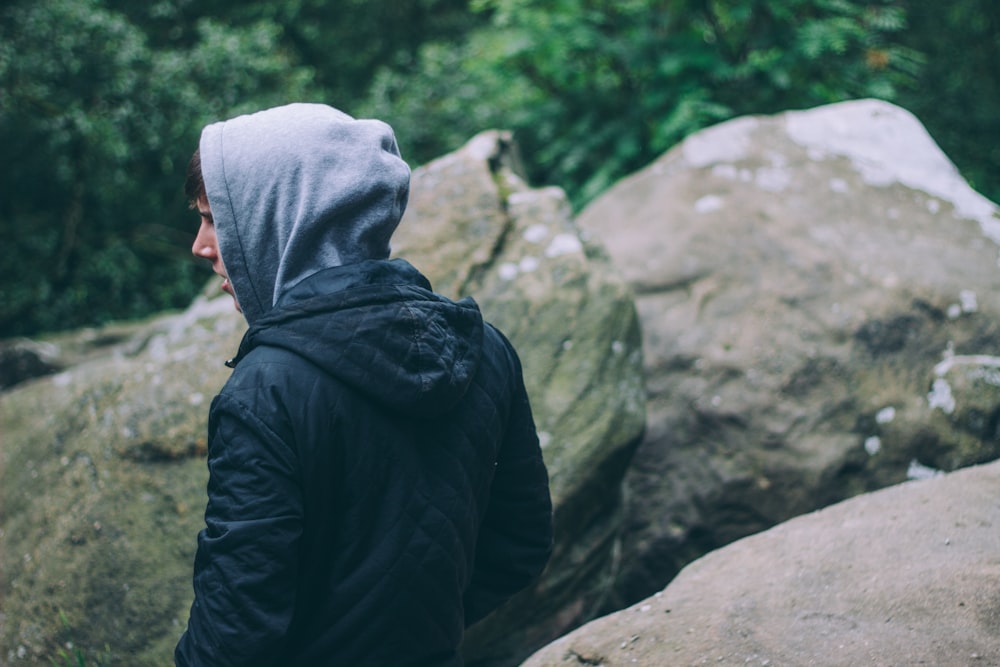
<box><xmin>101</xmin><ymin>0</ymin><xmax>487</xmax><ymax>108</ymax></box>
<box><xmin>897</xmin><ymin>0</ymin><xmax>1000</xmax><ymax>204</ymax></box>
<box><xmin>364</xmin><ymin>0</ymin><xmax>921</xmax><ymax>206</ymax></box>
<box><xmin>360</xmin><ymin>34</ymin><xmax>542</xmax><ymax>165</ymax></box>
<box><xmin>0</xmin><ymin>0</ymin><xmax>316</xmax><ymax>336</ymax></box>
<box><xmin>4</xmin><ymin>0</ymin><xmax>997</xmax><ymax>338</ymax></box>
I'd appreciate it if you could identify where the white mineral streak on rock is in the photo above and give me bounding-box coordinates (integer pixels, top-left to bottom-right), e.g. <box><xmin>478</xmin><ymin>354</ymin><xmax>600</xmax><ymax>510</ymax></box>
<box><xmin>750</xmin><ymin>150</ymin><xmax>792</xmax><ymax>192</ymax></box>
<box><xmin>947</xmin><ymin>289</ymin><xmax>979</xmax><ymax>320</ymax></box>
<box><xmin>711</xmin><ymin>164</ymin><xmax>739</xmax><ymax>180</ymax></box>
<box><xmin>785</xmin><ymin>99</ymin><xmax>1000</xmax><ymax>244</ymax></box>
<box><xmin>927</xmin><ymin>378</ymin><xmax>955</xmax><ymax>414</ymax></box>
<box><xmin>755</xmin><ymin>167</ymin><xmax>791</xmax><ymax>192</ymax></box>
<box><xmin>545</xmin><ymin>233</ymin><xmax>583</xmax><ymax>258</ymax></box>
<box><xmin>960</xmin><ymin>290</ymin><xmax>978</xmax><ymax>313</ymax></box>
<box><xmin>682</xmin><ymin>116</ymin><xmax>759</xmax><ymax>167</ymax></box>
<box><xmin>907</xmin><ymin>459</ymin><xmax>944</xmax><ymax>480</ymax></box>
<box><xmin>498</xmin><ymin>262</ymin><xmax>519</xmax><ymax>281</ymax></box>
<box><xmin>875</xmin><ymin>406</ymin><xmax>896</xmax><ymax>424</ymax></box>
<box><xmin>933</xmin><ymin>353</ymin><xmax>1000</xmax><ymax>377</ymax></box>
<box><xmin>976</xmin><ymin>367</ymin><xmax>1000</xmax><ymax>387</ymax></box>
<box><xmin>519</xmin><ymin>256</ymin><xmax>540</xmax><ymax>273</ymax></box>
<box><xmin>523</xmin><ymin>223</ymin><xmax>549</xmax><ymax>244</ymax></box>
<box><xmin>694</xmin><ymin>195</ymin><xmax>724</xmax><ymax>213</ymax></box>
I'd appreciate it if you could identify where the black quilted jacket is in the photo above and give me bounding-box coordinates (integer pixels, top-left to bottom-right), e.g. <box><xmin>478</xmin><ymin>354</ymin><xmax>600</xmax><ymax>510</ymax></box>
<box><xmin>175</xmin><ymin>259</ymin><xmax>553</xmax><ymax>667</ymax></box>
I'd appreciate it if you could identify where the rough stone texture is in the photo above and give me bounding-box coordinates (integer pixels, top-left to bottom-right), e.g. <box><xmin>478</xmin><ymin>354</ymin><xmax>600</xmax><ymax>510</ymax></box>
<box><xmin>0</xmin><ymin>297</ymin><xmax>244</xmax><ymax>666</ymax></box>
<box><xmin>397</xmin><ymin>132</ymin><xmax>646</xmax><ymax>666</ymax></box>
<box><xmin>520</xmin><ymin>459</ymin><xmax>1000</xmax><ymax>666</ymax></box>
<box><xmin>575</xmin><ymin>99</ymin><xmax>1000</xmax><ymax>608</ymax></box>
<box><xmin>0</xmin><ymin>339</ymin><xmax>62</xmax><ymax>390</ymax></box>
<box><xmin>0</xmin><ymin>131</ymin><xmax>645</xmax><ymax>667</ymax></box>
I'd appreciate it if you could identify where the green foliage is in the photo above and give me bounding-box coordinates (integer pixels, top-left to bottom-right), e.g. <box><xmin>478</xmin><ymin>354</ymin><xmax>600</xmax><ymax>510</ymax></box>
<box><xmin>50</xmin><ymin>611</ymin><xmax>112</xmax><ymax>667</ymax></box>
<box><xmin>1</xmin><ymin>0</ymin><xmax>996</xmax><ymax>338</ymax></box>
<box><xmin>359</xmin><ymin>33</ymin><xmax>543</xmax><ymax>163</ymax></box>
<box><xmin>896</xmin><ymin>0</ymin><xmax>1000</xmax><ymax>204</ymax></box>
<box><xmin>0</xmin><ymin>0</ymin><xmax>316</xmax><ymax>336</ymax></box>
<box><xmin>366</xmin><ymin>0</ymin><xmax>919</xmax><ymax>207</ymax></box>
<box><xmin>103</xmin><ymin>0</ymin><xmax>487</xmax><ymax>102</ymax></box>
<box><xmin>50</xmin><ymin>643</ymin><xmax>88</xmax><ymax>667</ymax></box>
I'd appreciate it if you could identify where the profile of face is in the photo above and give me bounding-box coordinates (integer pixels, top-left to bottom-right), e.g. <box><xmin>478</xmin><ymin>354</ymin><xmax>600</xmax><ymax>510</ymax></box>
<box><xmin>191</xmin><ymin>196</ymin><xmax>241</xmax><ymax>312</ymax></box>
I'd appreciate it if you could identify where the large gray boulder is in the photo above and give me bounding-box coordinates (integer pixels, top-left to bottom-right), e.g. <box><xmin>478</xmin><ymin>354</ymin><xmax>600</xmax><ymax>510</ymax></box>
<box><xmin>575</xmin><ymin>99</ymin><xmax>1000</xmax><ymax>608</ymax></box>
<box><xmin>521</xmin><ymin>459</ymin><xmax>1000</xmax><ymax>666</ymax></box>
<box><xmin>398</xmin><ymin>132</ymin><xmax>646</xmax><ymax>666</ymax></box>
<box><xmin>0</xmin><ymin>132</ymin><xmax>645</xmax><ymax>666</ymax></box>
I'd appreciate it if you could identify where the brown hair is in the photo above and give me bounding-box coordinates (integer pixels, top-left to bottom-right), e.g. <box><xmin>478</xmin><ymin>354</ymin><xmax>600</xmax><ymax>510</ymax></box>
<box><xmin>185</xmin><ymin>147</ymin><xmax>206</xmax><ymax>207</ymax></box>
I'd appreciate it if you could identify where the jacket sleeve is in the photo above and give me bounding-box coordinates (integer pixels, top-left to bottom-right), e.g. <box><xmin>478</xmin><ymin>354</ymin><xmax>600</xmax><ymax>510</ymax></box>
<box><xmin>464</xmin><ymin>351</ymin><xmax>553</xmax><ymax>627</ymax></box>
<box><xmin>175</xmin><ymin>393</ymin><xmax>303</xmax><ymax>667</ymax></box>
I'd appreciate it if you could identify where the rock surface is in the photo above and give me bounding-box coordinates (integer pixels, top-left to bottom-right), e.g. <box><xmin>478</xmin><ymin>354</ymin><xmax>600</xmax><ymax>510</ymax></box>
<box><xmin>520</xmin><ymin>459</ymin><xmax>1000</xmax><ymax>666</ymax></box>
<box><xmin>0</xmin><ymin>132</ymin><xmax>645</xmax><ymax>666</ymax></box>
<box><xmin>0</xmin><ymin>339</ymin><xmax>61</xmax><ymax>390</ymax></box>
<box><xmin>399</xmin><ymin>132</ymin><xmax>647</xmax><ymax>666</ymax></box>
<box><xmin>575</xmin><ymin>99</ymin><xmax>1000</xmax><ymax>607</ymax></box>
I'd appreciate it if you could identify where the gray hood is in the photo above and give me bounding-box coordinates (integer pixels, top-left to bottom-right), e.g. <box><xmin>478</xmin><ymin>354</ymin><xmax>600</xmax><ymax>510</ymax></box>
<box><xmin>199</xmin><ymin>103</ymin><xmax>411</xmax><ymax>325</ymax></box>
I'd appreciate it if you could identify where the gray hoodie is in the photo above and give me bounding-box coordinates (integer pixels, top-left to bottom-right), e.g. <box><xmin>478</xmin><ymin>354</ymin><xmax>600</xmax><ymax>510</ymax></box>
<box><xmin>198</xmin><ymin>103</ymin><xmax>411</xmax><ymax>325</ymax></box>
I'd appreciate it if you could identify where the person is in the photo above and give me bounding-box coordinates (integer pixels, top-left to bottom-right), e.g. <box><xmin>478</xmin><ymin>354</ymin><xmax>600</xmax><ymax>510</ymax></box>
<box><xmin>175</xmin><ymin>103</ymin><xmax>553</xmax><ymax>667</ymax></box>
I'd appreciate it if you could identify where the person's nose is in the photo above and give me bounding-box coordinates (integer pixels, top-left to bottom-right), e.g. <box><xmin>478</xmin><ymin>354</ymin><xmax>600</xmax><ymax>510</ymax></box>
<box><xmin>192</xmin><ymin>221</ymin><xmax>217</xmax><ymax>261</ymax></box>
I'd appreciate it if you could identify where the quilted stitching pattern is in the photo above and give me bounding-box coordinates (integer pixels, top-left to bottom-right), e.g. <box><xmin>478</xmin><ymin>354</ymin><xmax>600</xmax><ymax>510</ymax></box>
<box><xmin>176</xmin><ymin>259</ymin><xmax>552</xmax><ymax>667</ymax></box>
